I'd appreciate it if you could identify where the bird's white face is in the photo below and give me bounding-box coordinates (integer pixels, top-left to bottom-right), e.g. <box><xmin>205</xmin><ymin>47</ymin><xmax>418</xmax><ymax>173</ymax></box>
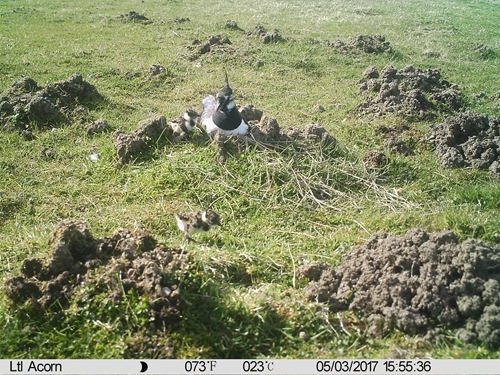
<box><xmin>216</xmin><ymin>86</ymin><xmax>235</xmax><ymax>111</ymax></box>
<box><xmin>201</xmin><ymin>211</ymin><xmax>208</xmax><ymax>224</ymax></box>
<box><xmin>225</xmin><ymin>96</ymin><xmax>236</xmax><ymax>110</ymax></box>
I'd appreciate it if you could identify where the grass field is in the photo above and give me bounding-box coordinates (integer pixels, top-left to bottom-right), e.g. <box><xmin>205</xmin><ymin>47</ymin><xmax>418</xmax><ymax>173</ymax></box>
<box><xmin>1</xmin><ymin>0</ymin><xmax>500</xmax><ymax>359</ymax></box>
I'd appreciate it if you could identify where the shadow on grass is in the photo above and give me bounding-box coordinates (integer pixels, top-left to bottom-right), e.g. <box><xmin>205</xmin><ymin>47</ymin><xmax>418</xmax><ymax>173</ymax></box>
<box><xmin>172</xmin><ymin>280</ymin><xmax>289</xmax><ymax>358</ymax></box>
<box><xmin>0</xmin><ymin>198</ymin><xmax>27</xmax><ymax>224</ymax></box>
<box><xmin>0</xmin><ymin>259</ymin><xmax>289</xmax><ymax>358</ymax></box>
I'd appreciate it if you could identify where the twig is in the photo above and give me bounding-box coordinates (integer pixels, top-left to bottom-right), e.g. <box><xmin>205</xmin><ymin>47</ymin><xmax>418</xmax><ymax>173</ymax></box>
<box><xmin>337</xmin><ymin>312</ymin><xmax>351</xmax><ymax>336</ymax></box>
<box><xmin>287</xmin><ymin>244</ymin><xmax>296</xmax><ymax>289</ymax></box>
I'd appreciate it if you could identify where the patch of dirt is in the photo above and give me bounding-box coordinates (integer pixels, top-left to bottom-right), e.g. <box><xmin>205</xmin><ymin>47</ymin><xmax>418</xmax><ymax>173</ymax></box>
<box><xmin>136</xmin><ymin>115</ymin><xmax>172</xmax><ymax>142</ymax></box>
<box><xmin>384</xmin><ymin>136</ymin><xmax>414</xmax><ymax>156</ymax></box>
<box><xmin>113</xmin><ymin>131</ymin><xmax>148</xmax><ymax>164</ymax></box>
<box><xmin>363</xmin><ymin>150</ymin><xmax>389</xmax><ymax>169</ymax></box>
<box><xmin>245</xmin><ymin>111</ymin><xmax>336</xmax><ymax>146</ymax></box>
<box><xmin>330</xmin><ymin>35</ymin><xmax>393</xmax><ymax>54</ymax></box>
<box><xmin>120</xmin><ymin>11</ymin><xmax>152</xmax><ymax>25</ymax></box>
<box><xmin>39</xmin><ymin>147</ymin><xmax>55</xmax><ymax>159</ymax></box>
<box><xmin>225</xmin><ymin>20</ymin><xmax>242</xmax><ymax>31</ymax></box>
<box><xmin>207</xmin><ymin>105</ymin><xmax>336</xmax><ymax>163</ymax></box>
<box><xmin>247</xmin><ymin>25</ymin><xmax>284</xmax><ymax>43</ymax></box>
<box><xmin>21</xmin><ymin>129</ymin><xmax>34</xmax><ymax>141</ymax></box>
<box><xmin>1</xmin><ymin>74</ymin><xmax>102</xmax><ymax>132</ymax></box>
<box><xmin>374</xmin><ymin>124</ymin><xmax>422</xmax><ymax>156</ymax></box>
<box><xmin>4</xmin><ymin>219</ymin><xmax>184</xmax><ymax>326</ymax></box>
<box><xmin>356</xmin><ymin>65</ymin><xmax>463</xmax><ymax>119</ymax></box>
<box><xmin>239</xmin><ymin>105</ymin><xmax>263</xmax><ymax>123</ymax></box>
<box><xmin>429</xmin><ymin>111</ymin><xmax>500</xmax><ymax>175</ymax></box>
<box><xmin>73</xmin><ymin>105</ymin><xmax>90</xmax><ymax>124</ymax></box>
<box><xmin>187</xmin><ymin>35</ymin><xmax>233</xmax><ymax>61</ymax></box>
<box><xmin>86</xmin><ymin>119</ymin><xmax>110</xmax><ymax>135</ymax></box>
<box><xmin>174</xmin><ymin>17</ymin><xmax>190</xmax><ymax>24</ymax></box>
<box><xmin>297</xmin><ymin>228</ymin><xmax>500</xmax><ymax>348</ymax></box>
<box><xmin>113</xmin><ymin>115</ymin><xmax>172</xmax><ymax>163</ymax></box>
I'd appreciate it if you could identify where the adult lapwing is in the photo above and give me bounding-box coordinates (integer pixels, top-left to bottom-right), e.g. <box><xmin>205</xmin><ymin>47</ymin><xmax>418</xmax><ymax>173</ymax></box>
<box><xmin>201</xmin><ymin>72</ymin><xmax>249</xmax><ymax>136</ymax></box>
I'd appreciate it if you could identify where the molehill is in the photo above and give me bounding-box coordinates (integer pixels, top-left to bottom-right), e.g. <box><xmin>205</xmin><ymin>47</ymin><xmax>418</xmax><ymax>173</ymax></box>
<box><xmin>297</xmin><ymin>228</ymin><xmax>500</xmax><ymax>348</ymax></box>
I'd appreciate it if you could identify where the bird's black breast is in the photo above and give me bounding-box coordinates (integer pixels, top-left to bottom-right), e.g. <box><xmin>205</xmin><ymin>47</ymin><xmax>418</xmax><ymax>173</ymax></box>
<box><xmin>212</xmin><ymin>108</ymin><xmax>243</xmax><ymax>130</ymax></box>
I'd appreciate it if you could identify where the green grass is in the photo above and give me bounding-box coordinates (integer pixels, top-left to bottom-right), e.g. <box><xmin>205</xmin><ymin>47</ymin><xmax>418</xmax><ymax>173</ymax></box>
<box><xmin>1</xmin><ymin>0</ymin><xmax>500</xmax><ymax>359</ymax></box>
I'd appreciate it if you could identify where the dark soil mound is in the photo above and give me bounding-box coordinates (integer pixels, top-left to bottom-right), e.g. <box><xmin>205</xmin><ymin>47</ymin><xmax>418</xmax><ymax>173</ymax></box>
<box><xmin>363</xmin><ymin>150</ymin><xmax>389</xmax><ymax>168</ymax></box>
<box><xmin>1</xmin><ymin>73</ymin><xmax>102</xmax><ymax>131</ymax></box>
<box><xmin>297</xmin><ymin>228</ymin><xmax>500</xmax><ymax>347</ymax></box>
<box><xmin>225</xmin><ymin>20</ymin><xmax>242</xmax><ymax>31</ymax></box>
<box><xmin>188</xmin><ymin>35</ymin><xmax>233</xmax><ymax>61</ymax></box>
<box><xmin>374</xmin><ymin>124</ymin><xmax>413</xmax><ymax>156</ymax></box>
<box><xmin>4</xmin><ymin>219</ymin><xmax>183</xmax><ymax>326</ymax></box>
<box><xmin>174</xmin><ymin>17</ymin><xmax>190</xmax><ymax>24</ymax></box>
<box><xmin>113</xmin><ymin>130</ymin><xmax>148</xmax><ymax>163</ymax></box>
<box><xmin>209</xmin><ymin>105</ymin><xmax>336</xmax><ymax>163</ymax></box>
<box><xmin>247</xmin><ymin>25</ymin><xmax>284</xmax><ymax>43</ymax></box>
<box><xmin>429</xmin><ymin>111</ymin><xmax>500</xmax><ymax>175</ymax></box>
<box><xmin>330</xmin><ymin>35</ymin><xmax>392</xmax><ymax>54</ymax></box>
<box><xmin>120</xmin><ymin>11</ymin><xmax>152</xmax><ymax>25</ymax></box>
<box><xmin>86</xmin><ymin>119</ymin><xmax>110</xmax><ymax>135</ymax></box>
<box><xmin>113</xmin><ymin>115</ymin><xmax>172</xmax><ymax>163</ymax></box>
<box><xmin>356</xmin><ymin>65</ymin><xmax>463</xmax><ymax>119</ymax></box>
<box><xmin>239</xmin><ymin>107</ymin><xmax>335</xmax><ymax>146</ymax></box>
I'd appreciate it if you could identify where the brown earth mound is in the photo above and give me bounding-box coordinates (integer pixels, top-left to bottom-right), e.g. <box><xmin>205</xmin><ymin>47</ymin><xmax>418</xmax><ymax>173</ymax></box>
<box><xmin>1</xmin><ymin>74</ymin><xmax>102</xmax><ymax>131</ymax></box>
<box><xmin>120</xmin><ymin>11</ymin><xmax>152</xmax><ymax>25</ymax></box>
<box><xmin>225</xmin><ymin>20</ymin><xmax>243</xmax><ymax>31</ymax></box>
<box><xmin>375</xmin><ymin>124</ymin><xmax>415</xmax><ymax>156</ymax></box>
<box><xmin>116</xmin><ymin>105</ymin><xmax>336</xmax><ymax>164</ymax></box>
<box><xmin>113</xmin><ymin>115</ymin><xmax>172</xmax><ymax>163</ymax></box>
<box><xmin>239</xmin><ymin>106</ymin><xmax>336</xmax><ymax>146</ymax></box>
<box><xmin>217</xmin><ymin>118</ymin><xmax>336</xmax><ymax>163</ymax></box>
<box><xmin>330</xmin><ymin>35</ymin><xmax>392</xmax><ymax>54</ymax></box>
<box><xmin>4</xmin><ymin>219</ymin><xmax>183</xmax><ymax>326</ymax></box>
<box><xmin>188</xmin><ymin>35</ymin><xmax>233</xmax><ymax>61</ymax></box>
<box><xmin>429</xmin><ymin>111</ymin><xmax>500</xmax><ymax>175</ymax></box>
<box><xmin>247</xmin><ymin>25</ymin><xmax>284</xmax><ymax>44</ymax></box>
<box><xmin>363</xmin><ymin>150</ymin><xmax>389</xmax><ymax>169</ymax></box>
<box><xmin>356</xmin><ymin>65</ymin><xmax>463</xmax><ymax>119</ymax></box>
<box><xmin>86</xmin><ymin>119</ymin><xmax>110</xmax><ymax>135</ymax></box>
<box><xmin>296</xmin><ymin>228</ymin><xmax>500</xmax><ymax>348</ymax></box>
<box><xmin>208</xmin><ymin>106</ymin><xmax>336</xmax><ymax>162</ymax></box>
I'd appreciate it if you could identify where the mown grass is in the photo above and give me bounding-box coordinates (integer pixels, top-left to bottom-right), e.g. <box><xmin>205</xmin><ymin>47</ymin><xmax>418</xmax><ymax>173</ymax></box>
<box><xmin>1</xmin><ymin>0</ymin><xmax>500</xmax><ymax>359</ymax></box>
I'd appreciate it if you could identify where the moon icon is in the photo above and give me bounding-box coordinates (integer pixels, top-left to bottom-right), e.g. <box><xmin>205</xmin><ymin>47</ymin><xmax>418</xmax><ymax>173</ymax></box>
<box><xmin>140</xmin><ymin>361</ymin><xmax>148</xmax><ymax>373</ymax></box>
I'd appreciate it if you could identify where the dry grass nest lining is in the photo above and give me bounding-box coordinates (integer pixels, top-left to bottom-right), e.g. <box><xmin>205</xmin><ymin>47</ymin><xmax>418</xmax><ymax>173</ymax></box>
<box><xmin>111</xmin><ymin>107</ymin><xmax>415</xmax><ymax>213</ymax></box>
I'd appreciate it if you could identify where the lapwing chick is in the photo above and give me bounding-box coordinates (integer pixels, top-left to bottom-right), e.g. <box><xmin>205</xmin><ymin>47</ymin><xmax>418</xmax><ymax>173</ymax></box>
<box><xmin>201</xmin><ymin>72</ymin><xmax>249</xmax><ymax>136</ymax></box>
<box><xmin>170</xmin><ymin>109</ymin><xmax>199</xmax><ymax>143</ymax></box>
<box><xmin>175</xmin><ymin>209</ymin><xmax>222</xmax><ymax>243</ymax></box>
